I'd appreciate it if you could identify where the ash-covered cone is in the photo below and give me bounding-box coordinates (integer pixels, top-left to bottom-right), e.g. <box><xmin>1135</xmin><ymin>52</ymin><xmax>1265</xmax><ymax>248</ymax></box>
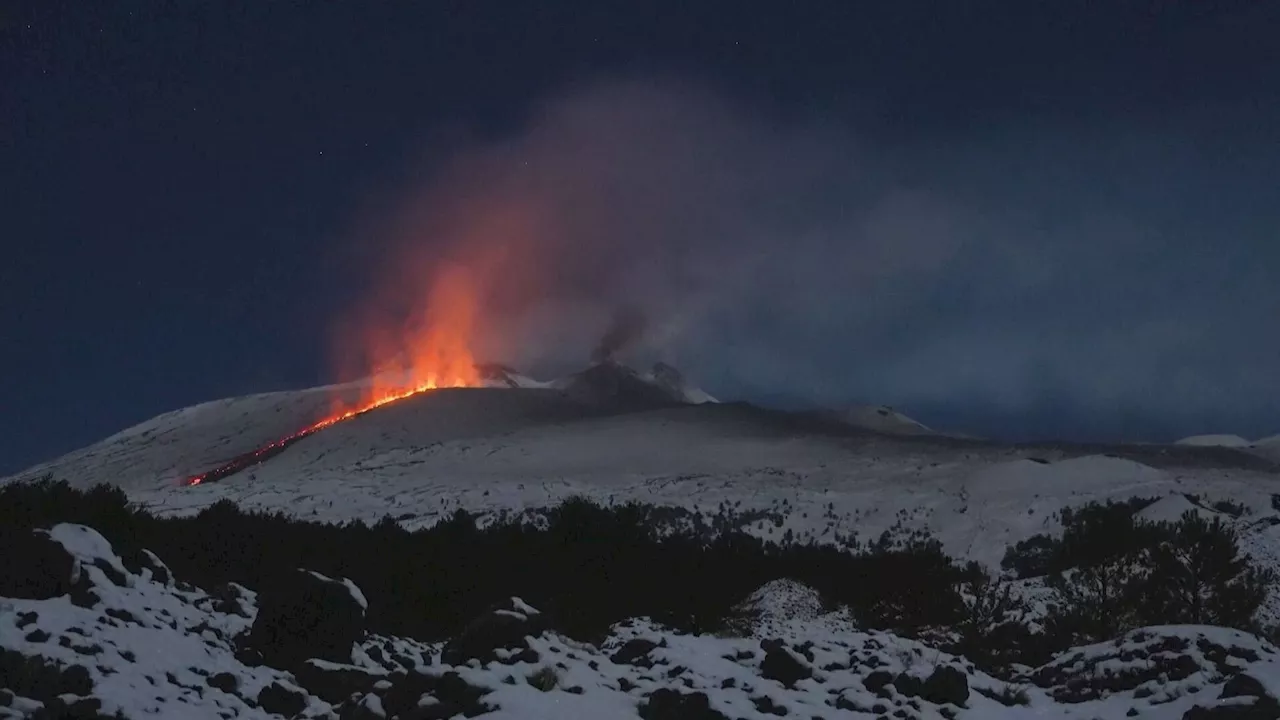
<box><xmin>475</xmin><ymin>362</ymin><xmax>522</xmax><ymax>388</ymax></box>
<box><xmin>561</xmin><ymin>361</ymin><xmax>682</xmax><ymax>410</ymax></box>
<box><xmin>650</xmin><ymin>362</ymin><xmax>687</xmax><ymax>398</ymax></box>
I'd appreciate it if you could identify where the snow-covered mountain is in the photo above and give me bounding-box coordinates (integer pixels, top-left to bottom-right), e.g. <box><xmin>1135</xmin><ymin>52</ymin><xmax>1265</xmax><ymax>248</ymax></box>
<box><xmin>1176</xmin><ymin>433</ymin><xmax>1280</xmax><ymax>466</ymax></box>
<box><xmin>829</xmin><ymin>405</ymin><xmax>935</xmax><ymax>437</ymax></box>
<box><xmin>3</xmin><ymin>365</ymin><xmax>1276</xmax><ymax>583</ymax></box>
<box><xmin>4</xmin><ymin>365</ymin><xmax>1280</xmax><ymax>718</ymax></box>
<box><xmin>1176</xmin><ymin>434</ymin><xmax>1254</xmax><ymax>448</ymax></box>
<box><xmin>547</xmin><ymin>360</ymin><xmax>717</xmax><ymax>408</ymax></box>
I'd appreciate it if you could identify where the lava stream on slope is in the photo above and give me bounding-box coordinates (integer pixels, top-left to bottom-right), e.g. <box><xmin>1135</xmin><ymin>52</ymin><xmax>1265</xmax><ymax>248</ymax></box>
<box><xmin>184</xmin><ymin>381</ymin><xmax>465</xmax><ymax>486</ymax></box>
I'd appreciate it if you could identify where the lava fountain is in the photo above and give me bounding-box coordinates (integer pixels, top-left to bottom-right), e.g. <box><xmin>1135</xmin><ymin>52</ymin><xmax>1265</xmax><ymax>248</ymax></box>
<box><xmin>185</xmin><ymin>264</ymin><xmax>484</xmax><ymax>486</ymax></box>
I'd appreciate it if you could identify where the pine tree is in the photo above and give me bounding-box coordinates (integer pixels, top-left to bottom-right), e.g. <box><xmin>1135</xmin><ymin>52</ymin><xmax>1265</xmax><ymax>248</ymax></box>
<box><xmin>1138</xmin><ymin>510</ymin><xmax>1274</xmax><ymax>628</ymax></box>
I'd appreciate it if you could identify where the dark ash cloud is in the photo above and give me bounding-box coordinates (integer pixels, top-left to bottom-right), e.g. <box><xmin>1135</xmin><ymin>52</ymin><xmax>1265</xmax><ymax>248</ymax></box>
<box><xmin>591</xmin><ymin>307</ymin><xmax>648</xmax><ymax>365</ymax></box>
<box><xmin>347</xmin><ymin>78</ymin><xmax>1280</xmax><ymax>442</ymax></box>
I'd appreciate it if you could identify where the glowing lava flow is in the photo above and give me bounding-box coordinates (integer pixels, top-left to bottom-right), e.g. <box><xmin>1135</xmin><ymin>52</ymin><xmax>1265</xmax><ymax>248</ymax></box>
<box><xmin>186</xmin><ymin>256</ymin><xmax>491</xmax><ymax>486</ymax></box>
<box><xmin>183</xmin><ymin>380</ymin><xmax>472</xmax><ymax>486</ymax></box>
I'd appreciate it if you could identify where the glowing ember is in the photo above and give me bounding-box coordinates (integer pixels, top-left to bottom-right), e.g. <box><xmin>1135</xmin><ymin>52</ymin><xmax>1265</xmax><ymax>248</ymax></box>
<box><xmin>185</xmin><ymin>263</ymin><xmax>484</xmax><ymax>486</ymax></box>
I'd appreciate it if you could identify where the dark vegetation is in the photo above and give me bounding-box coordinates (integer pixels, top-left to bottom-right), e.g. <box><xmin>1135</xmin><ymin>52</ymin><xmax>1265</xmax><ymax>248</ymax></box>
<box><xmin>1</xmin><ymin>477</ymin><xmax>1274</xmax><ymax>675</ymax></box>
<box><xmin>0</xmin><ymin>477</ymin><xmax>967</xmax><ymax>643</ymax></box>
<box><xmin>1003</xmin><ymin>497</ymin><xmax>1275</xmax><ymax>651</ymax></box>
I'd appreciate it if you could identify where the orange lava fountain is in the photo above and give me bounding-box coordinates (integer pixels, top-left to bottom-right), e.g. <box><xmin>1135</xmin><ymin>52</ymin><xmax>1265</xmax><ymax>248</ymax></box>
<box><xmin>185</xmin><ymin>264</ymin><xmax>483</xmax><ymax>486</ymax></box>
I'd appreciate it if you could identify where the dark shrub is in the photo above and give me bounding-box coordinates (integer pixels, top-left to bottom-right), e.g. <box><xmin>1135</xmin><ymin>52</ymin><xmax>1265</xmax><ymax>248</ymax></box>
<box><xmin>0</xmin><ymin>481</ymin><xmax>967</xmax><ymax>643</ymax></box>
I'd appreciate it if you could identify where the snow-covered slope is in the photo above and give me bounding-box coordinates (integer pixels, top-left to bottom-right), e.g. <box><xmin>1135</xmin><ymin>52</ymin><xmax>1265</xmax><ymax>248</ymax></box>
<box><xmin>1255</xmin><ymin>435</ymin><xmax>1280</xmax><ymax>464</ymax></box>
<box><xmin>1176</xmin><ymin>434</ymin><xmax>1254</xmax><ymax>448</ymax></box>
<box><xmin>835</xmin><ymin>405</ymin><xmax>935</xmax><ymax>436</ymax></box>
<box><xmin>8</xmin><ymin>525</ymin><xmax>1280</xmax><ymax>720</ymax></box>
<box><xmin>5</xmin><ymin>381</ymin><xmax>1277</xmax><ymax>591</ymax></box>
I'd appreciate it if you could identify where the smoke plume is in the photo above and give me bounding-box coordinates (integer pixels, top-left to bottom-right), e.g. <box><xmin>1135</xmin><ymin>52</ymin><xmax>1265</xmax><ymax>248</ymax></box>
<box><xmin>337</xmin><ymin>77</ymin><xmax>1280</xmax><ymax>442</ymax></box>
<box><xmin>591</xmin><ymin>307</ymin><xmax>648</xmax><ymax>365</ymax></box>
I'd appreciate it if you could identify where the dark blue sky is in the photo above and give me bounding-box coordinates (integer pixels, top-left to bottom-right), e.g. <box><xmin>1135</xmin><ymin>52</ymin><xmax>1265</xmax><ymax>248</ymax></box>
<box><xmin>3</xmin><ymin>1</ymin><xmax>1279</xmax><ymax>474</ymax></box>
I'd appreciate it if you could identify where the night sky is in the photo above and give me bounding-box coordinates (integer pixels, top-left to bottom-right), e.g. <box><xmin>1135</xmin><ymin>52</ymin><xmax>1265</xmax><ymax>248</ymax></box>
<box><xmin>4</xmin><ymin>2</ymin><xmax>1279</xmax><ymax>474</ymax></box>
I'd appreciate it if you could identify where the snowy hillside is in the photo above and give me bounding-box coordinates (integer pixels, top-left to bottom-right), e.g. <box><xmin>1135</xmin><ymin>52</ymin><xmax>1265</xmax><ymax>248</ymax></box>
<box><xmin>4</xmin><ymin>374</ymin><xmax>1277</xmax><ymax>583</ymax></box>
<box><xmin>1176</xmin><ymin>434</ymin><xmax>1254</xmax><ymax>448</ymax></box>
<box><xmin>7</xmin><ymin>523</ymin><xmax>1280</xmax><ymax>720</ymax></box>
<box><xmin>833</xmin><ymin>405</ymin><xmax>935</xmax><ymax>437</ymax></box>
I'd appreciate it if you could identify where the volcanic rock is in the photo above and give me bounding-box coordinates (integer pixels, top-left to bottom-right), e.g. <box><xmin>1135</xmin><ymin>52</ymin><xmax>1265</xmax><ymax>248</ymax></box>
<box><xmin>560</xmin><ymin>362</ymin><xmax>684</xmax><ymax>410</ymax></box>
<box><xmin>0</xmin><ymin>650</ymin><xmax>94</xmax><ymax>700</ymax></box>
<box><xmin>759</xmin><ymin>640</ymin><xmax>812</xmax><ymax>688</ymax></box>
<box><xmin>294</xmin><ymin>659</ymin><xmax>383</xmax><ymax>705</ymax></box>
<box><xmin>441</xmin><ymin>597</ymin><xmax>548</xmax><ymax>666</ymax></box>
<box><xmin>921</xmin><ymin>665</ymin><xmax>970</xmax><ymax>707</ymax></box>
<box><xmin>1222</xmin><ymin>673</ymin><xmax>1273</xmax><ymax>700</ymax></box>
<box><xmin>117</xmin><ymin>547</ymin><xmax>173</xmax><ymax>586</ymax></box>
<box><xmin>258</xmin><ymin>681</ymin><xmax>308</xmax><ymax>717</ymax></box>
<box><xmin>39</xmin><ymin>694</ymin><xmax>107</xmax><ymax>719</ymax></box>
<box><xmin>639</xmin><ymin>688</ymin><xmax>731</xmax><ymax>720</ymax></box>
<box><xmin>0</xmin><ymin>528</ymin><xmax>80</xmax><ymax>600</ymax></box>
<box><xmin>245</xmin><ymin>568</ymin><xmax>367</xmax><ymax>669</ymax></box>
<box><xmin>612</xmin><ymin>638</ymin><xmax>661</xmax><ymax>667</ymax></box>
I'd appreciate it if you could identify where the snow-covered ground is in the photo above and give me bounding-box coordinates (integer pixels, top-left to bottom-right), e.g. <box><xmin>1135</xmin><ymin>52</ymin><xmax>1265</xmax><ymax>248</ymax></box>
<box><xmin>835</xmin><ymin>404</ymin><xmax>936</xmax><ymax>436</ymax></box>
<box><xmin>7</xmin><ymin>524</ymin><xmax>1280</xmax><ymax>720</ymax></box>
<box><xmin>5</xmin><ymin>371</ymin><xmax>1280</xmax><ymax>718</ymax></box>
<box><xmin>5</xmin><ymin>382</ymin><xmax>1278</xmax><ymax>574</ymax></box>
<box><xmin>1176</xmin><ymin>434</ymin><xmax>1255</xmax><ymax>448</ymax></box>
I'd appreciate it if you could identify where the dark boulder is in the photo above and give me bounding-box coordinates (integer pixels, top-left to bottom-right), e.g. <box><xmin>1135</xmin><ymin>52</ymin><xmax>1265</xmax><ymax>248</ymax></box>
<box><xmin>863</xmin><ymin>670</ymin><xmax>895</xmax><ymax>698</ymax></box>
<box><xmin>894</xmin><ymin>672</ymin><xmax>924</xmax><ymax>698</ymax></box>
<box><xmin>212</xmin><ymin>582</ymin><xmax>255</xmax><ymax>619</ymax></box>
<box><xmin>751</xmin><ymin>695</ymin><xmax>789</xmax><ymax>716</ymax></box>
<box><xmin>339</xmin><ymin>693</ymin><xmax>389</xmax><ymax>720</ymax></box>
<box><xmin>639</xmin><ymin>689</ymin><xmax>731</xmax><ymax>720</ymax></box>
<box><xmin>441</xmin><ymin>597</ymin><xmax>547</xmax><ymax>666</ymax></box>
<box><xmin>759</xmin><ymin>642</ymin><xmax>812</xmax><ymax>689</ymax></box>
<box><xmin>118</xmin><ymin>548</ymin><xmax>173</xmax><ymax>586</ymax></box>
<box><xmin>206</xmin><ymin>672</ymin><xmax>240</xmax><ymax>693</ymax></box>
<box><xmin>1183</xmin><ymin>674</ymin><xmax>1280</xmax><ymax>719</ymax></box>
<box><xmin>1223</xmin><ymin>674</ymin><xmax>1273</xmax><ymax>700</ymax></box>
<box><xmin>0</xmin><ymin>528</ymin><xmax>79</xmax><ymax>600</ymax></box>
<box><xmin>921</xmin><ymin>665</ymin><xmax>970</xmax><ymax>707</ymax></box>
<box><xmin>245</xmin><ymin>568</ymin><xmax>367</xmax><ymax>670</ymax></box>
<box><xmin>1184</xmin><ymin>699</ymin><xmax>1280</xmax><ymax>719</ymax></box>
<box><xmin>611</xmin><ymin>638</ymin><xmax>660</xmax><ymax>667</ymax></box>
<box><xmin>893</xmin><ymin>666</ymin><xmax>970</xmax><ymax>707</ymax></box>
<box><xmin>293</xmin><ymin>660</ymin><xmax>383</xmax><ymax>705</ymax></box>
<box><xmin>36</xmin><ymin>695</ymin><xmax>107</xmax><ymax>720</ymax></box>
<box><xmin>0</xmin><ymin>650</ymin><xmax>93</xmax><ymax>702</ymax></box>
<box><xmin>258</xmin><ymin>682</ymin><xmax>308</xmax><ymax>718</ymax></box>
<box><xmin>380</xmin><ymin>671</ymin><xmax>493</xmax><ymax>720</ymax></box>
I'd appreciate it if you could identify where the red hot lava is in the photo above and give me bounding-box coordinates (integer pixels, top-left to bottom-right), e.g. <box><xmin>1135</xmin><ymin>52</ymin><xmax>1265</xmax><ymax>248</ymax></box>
<box><xmin>185</xmin><ymin>265</ymin><xmax>483</xmax><ymax>486</ymax></box>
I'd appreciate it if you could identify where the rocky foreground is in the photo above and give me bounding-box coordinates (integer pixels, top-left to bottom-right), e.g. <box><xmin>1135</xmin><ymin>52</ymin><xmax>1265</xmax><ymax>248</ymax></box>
<box><xmin>3</xmin><ymin>524</ymin><xmax>1280</xmax><ymax>719</ymax></box>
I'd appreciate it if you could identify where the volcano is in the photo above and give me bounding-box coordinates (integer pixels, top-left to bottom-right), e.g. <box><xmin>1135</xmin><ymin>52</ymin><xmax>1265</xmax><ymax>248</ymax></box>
<box><xmin>178</xmin><ymin>360</ymin><xmax>716</xmax><ymax>486</ymax></box>
<box><xmin>553</xmin><ymin>360</ymin><xmax>716</xmax><ymax>410</ymax></box>
<box><xmin>3</xmin><ymin>355</ymin><xmax>1276</xmax><ymax>571</ymax></box>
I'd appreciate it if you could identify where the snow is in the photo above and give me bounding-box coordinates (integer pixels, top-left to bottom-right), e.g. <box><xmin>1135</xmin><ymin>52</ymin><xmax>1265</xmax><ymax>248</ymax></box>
<box><xmin>10</xmin><ymin>529</ymin><xmax>1280</xmax><ymax>719</ymax></box>
<box><xmin>5</xmin><ymin>377</ymin><xmax>1280</xmax><ymax>629</ymax></box>
<box><xmin>1176</xmin><ymin>434</ymin><xmax>1254</xmax><ymax>448</ymax></box>
<box><xmin>45</xmin><ymin>524</ymin><xmax>129</xmax><ymax>582</ymax></box>
<box><xmin>510</xmin><ymin>597</ymin><xmax>541</xmax><ymax>616</ymax></box>
<box><xmin>838</xmin><ymin>404</ymin><xmax>934</xmax><ymax>436</ymax></box>
<box><xmin>5</xmin><ymin>388</ymin><xmax>1279</xmax><ymax>584</ymax></box>
<box><xmin>354</xmin><ymin>692</ymin><xmax>385</xmax><ymax>718</ymax></box>
<box><xmin>1136</xmin><ymin>494</ymin><xmax>1218</xmax><ymax>523</ymax></box>
<box><xmin>0</xmin><ymin>526</ymin><xmax>317</xmax><ymax>719</ymax></box>
<box><xmin>299</xmin><ymin>569</ymin><xmax>369</xmax><ymax>612</ymax></box>
<box><xmin>342</xmin><ymin>578</ymin><xmax>369</xmax><ymax>612</ymax></box>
